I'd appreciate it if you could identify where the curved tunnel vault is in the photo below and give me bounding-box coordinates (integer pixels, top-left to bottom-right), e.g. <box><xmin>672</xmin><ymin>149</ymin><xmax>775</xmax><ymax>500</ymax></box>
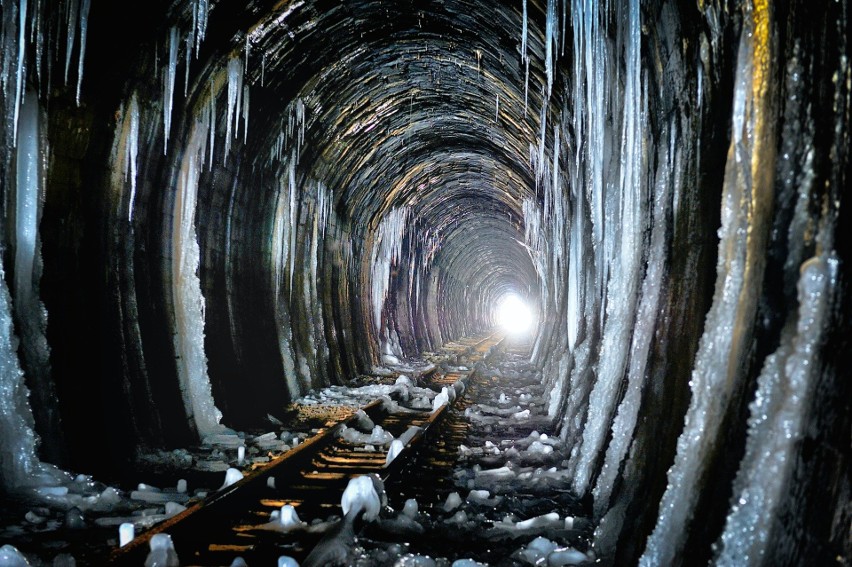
<box><xmin>0</xmin><ymin>0</ymin><xmax>849</xmax><ymax>565</ymax></box>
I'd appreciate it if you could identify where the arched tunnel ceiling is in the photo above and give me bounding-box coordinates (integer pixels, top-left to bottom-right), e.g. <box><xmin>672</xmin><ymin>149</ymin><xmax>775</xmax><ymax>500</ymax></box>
<box><xmin>185</xmin><ymin>0</ymin><xmax>553</xmax><ymax>329</ymax></box>
<box><xmin>206</xmin><ymin>0</ymin><xmax>550</xmax><ymax>230</ymax></box>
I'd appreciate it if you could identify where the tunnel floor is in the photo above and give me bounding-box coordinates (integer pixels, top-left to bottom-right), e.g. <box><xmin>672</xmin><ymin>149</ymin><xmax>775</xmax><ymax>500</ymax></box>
<box><xmin>0</xmin><ymin>334</ymin><xmax>594</xmax><ymax>566</ymax></box>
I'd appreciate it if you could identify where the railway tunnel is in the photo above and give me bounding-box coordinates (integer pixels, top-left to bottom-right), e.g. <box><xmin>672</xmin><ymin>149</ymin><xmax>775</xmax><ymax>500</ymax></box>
<box><xmin>0</xmin><ymin>0</ymin><xmax>849</xmax><ymax>565</ymax></box>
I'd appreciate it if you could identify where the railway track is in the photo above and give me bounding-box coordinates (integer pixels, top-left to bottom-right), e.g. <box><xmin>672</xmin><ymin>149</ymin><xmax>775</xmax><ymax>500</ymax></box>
<box><xmin>107</xmin><ymin>332</ymin><xmax>503</xmax><ymax>566</ymax></box>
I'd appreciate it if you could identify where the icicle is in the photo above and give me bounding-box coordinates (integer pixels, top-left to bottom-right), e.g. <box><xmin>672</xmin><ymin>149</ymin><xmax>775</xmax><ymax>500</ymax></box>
<box><xmin>64</xmin><ymin>0</ymin><xmax>79</xmax><ymax>85</ymax></box>
<box><xmin>75</xmin><ymin>0</ymin><xmax>90</xmax><ymax>104</ymax></box>
<box><xmin>125</xmin><ymin>94</ymin><xmax>140</xmax><ymax>221</ymax></box>
<box><xmin>495</xmin><ymin>93</ymin><xmax>500</xmax><ymax>122</ymax></box>
<box><xmin>288</xmin><ymin>152</ymin><xmax>298</xmax><ymax>295</ymax></box>
<box><xmin>271</xmin><ymin>175</ymin><xmax>300</xmax><ymax>398</ymax></box>
<box><xmin>242</xmin><ymin>84</ymin><xmax>250</xmax><ymax>144</ymax></box>
<box><xmin>545</xmin><ymin>0</ymin><xmax>556</xmax><ymax>96</ymax></box>
<box><xmin>208</xmin><ymin>81</ymin><xmax>216</xmax><ymax>169</ymax></box>
<box><xmin>14</xmin><ymin>94</ymin><xmax>41</xmax><ymax>299</ymax></box>
<box><xmin>13</xmin><ymin>0</ymin><xmax>28</xmax><ymax>142</ymax></box>
<box><xmin>184</xmin><ymin>28</ymin><xmax>194</xmax><ymax>97</ymax></box>
<box><xmin>194</xmin><ymin>0</ymin><xmax>209</xmax><ymax>56</ymax></box>
<box><xmin>225</xmin><ymin>56</ymin><xmax>243</xmax><ymax>157</ymax></box>
<box><xmin>571</xmin><ymin>0</ymin><xmax>646</xmax><ymax>498</ymax></box>
<box><xmin>261</xmin><ymin>51</ymin><xmax>266</xmax><ymax>87</ymax></box>
<box><xmin>163</xmin><ymin>26</ymin><xmax>179</xmax><ymax>152</ymax></box>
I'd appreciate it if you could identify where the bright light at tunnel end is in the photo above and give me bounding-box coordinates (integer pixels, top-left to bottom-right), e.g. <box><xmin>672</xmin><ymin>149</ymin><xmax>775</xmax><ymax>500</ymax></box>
<box><xmin>496</xmin><ymin>294</ymin><xmax>535</xmax><ymax>337</ymax></box>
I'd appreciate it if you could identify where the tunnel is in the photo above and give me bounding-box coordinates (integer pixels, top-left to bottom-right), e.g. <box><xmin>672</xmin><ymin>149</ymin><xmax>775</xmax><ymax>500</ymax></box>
<box><xmin>0</xmin><ymin>0</ymin><xmax>849</xmax><ymax>565</ymax></box>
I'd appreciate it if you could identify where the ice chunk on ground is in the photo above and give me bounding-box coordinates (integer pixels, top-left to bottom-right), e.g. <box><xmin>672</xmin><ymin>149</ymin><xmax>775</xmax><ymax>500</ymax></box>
<box><xmin>547</xmin><ymin>547</ymin><xmax>591</xmax><ymax>565</ymax></box>
<box><xmin>277</xmin><ymin>557</ymin><xmax>299</xmax><ymax>567</ymax></box>
<box><xmin>432</xmin><ymin>389</ymin><xmax>449</xmax><ymax>412</ymax></box>
<box><xmin>220</xmin><ymin>468</ymin><xmax>243</xmax><ymax>489</ymax></box>
<box><xmin>144</xmin><ymin>533</ymin><xmax>179</xmax><ymax>567</ymax></box>
<box><xmin>394</xmin><ymin>554</ymin><xmax>437</xmax><ymax>567</ymax></box>
<box><xmin>443</xmin><ymin>492</ymin><xmax>462</xmax><ymax>512</ymax></box>
<box><xmin>516</xmin><ymin>536</ymin><xmax>557</xmax><ymax>564</ymax></box>
<box><xmin>452</xmin><ymin>560</ymin><xmax>488</xmax><ymax>567</ymax></box>
<box><xmin>341</xmin><ymin>475</ymin><xmax>383</xmax><ymax>521</ymax></box>
<box><xmin>0</xmin><ymin>544</ymin><xmax>31</xmax><ymax>566</ymax></box>
<box><xmin>277</xmin><ymin>505</ymin><xmax>304</xmax><ymax>528</ymax></box>
<box><xmin>385</xmin><ymin>439</ymin><xmax>404</xmax><ymax>466</ymax></box>
<box><xmin>52</xmin><ymin>553</ymin><xmax>76</xmax><ymax>566</ymax></box>
<box><xmin>402</xmin><ymin>498</ymin><xmax>418</xmax><ymax>518</ymax></box>
<box><xmin>352</xmin><ymin>409</ymin><xmax>375</xmax><ymax>432</ymax></box>
<box><xmin>119</xmin><ymin>522</ymin><xmax>134</xmax><ymax>546</ymax></box>
<box><xmin>164</xmin><ymin>502</ymin><xmax>186</xmax><ymax>517</ymax></box>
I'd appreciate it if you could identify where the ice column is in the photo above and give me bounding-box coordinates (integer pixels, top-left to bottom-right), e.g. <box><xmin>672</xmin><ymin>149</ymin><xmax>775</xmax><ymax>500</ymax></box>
<box><xmin>639</xmin><ymin>3</ymin><xmax>776</xmax><ymax>563</ymax></box>
<box><xmin>714</xmin><ymin>254</ymin><xmax>837</xmax><ymax>564</ymax></box>
<box><xmin>572</xmin><ymin>0</ymin><xmax>647</xmax><ymax>497</ymax></box>
<box><xmin>172</xmin><ymin>98</ymin><xmax>224</xmax><ymax>437</ymax></box>
<box><xmin>370</xmin><ymin>207</ymin><xmax>409</xmax><ymax>344</ymax></box>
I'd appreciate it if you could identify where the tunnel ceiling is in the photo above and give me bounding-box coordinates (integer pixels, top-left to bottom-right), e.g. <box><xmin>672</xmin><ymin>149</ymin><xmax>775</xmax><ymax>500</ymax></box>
<box><xmin>186</xmin><ymin>0</ymin><xmax>548</xmax><ymax>236</ymax></box>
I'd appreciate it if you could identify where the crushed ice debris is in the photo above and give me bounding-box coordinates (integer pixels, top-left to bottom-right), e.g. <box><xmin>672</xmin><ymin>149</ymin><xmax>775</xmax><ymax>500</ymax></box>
<box><xmin>513</xmin><ymin>536</ymin><xmax>591</xmax><ymax>565</ymax></box>
<box><xmin>393</xmin><ymin>554</ymin><xmax>437</xmax><ymax>567</ymax></box>
<box><xmin>339</xmin><ymin>424</ymin><xmax>394</xmax><ymax>446</ymax></box>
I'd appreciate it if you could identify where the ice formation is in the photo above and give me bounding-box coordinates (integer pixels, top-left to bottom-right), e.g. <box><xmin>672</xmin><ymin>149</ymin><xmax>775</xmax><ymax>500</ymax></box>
<box><xmin>370</xmin><ymin>206</ymin><xmax>409</xmax><ymax>351</ymax></box>
<box><xmin>220</xmin><ymin>468</ymin><xmax>244</xmax><ymax>489</ymax></box>
<box><xmin>171</xmin><ymin>91</ymin><xmax>225</xmax><ymax>437</ymax></box>
<box><xmin>118</xmin><ymin>522</ymin><xmax>135</xmax><ymax>546</ymax></box>
<box><xmin>639</xmin><ymin>3</ymin><xmax>776</xmax><ymax>563</ymax></box>
<box><xmin>144</xmin><ymin>533</ymin><xmax>180</xmax><ymax>567</ymax></box>
<box><xmin>340</xmin><ymin>474</ymin><xmax>384</xmax><ymax>522</ymax></box>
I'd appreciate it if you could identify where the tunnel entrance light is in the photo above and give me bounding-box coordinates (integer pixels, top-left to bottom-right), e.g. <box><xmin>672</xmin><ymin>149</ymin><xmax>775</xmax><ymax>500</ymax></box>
<box><xmin>496</xmin><ymin>294</ymin><xmax>534</xmax><ymax>336</ymax></box>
